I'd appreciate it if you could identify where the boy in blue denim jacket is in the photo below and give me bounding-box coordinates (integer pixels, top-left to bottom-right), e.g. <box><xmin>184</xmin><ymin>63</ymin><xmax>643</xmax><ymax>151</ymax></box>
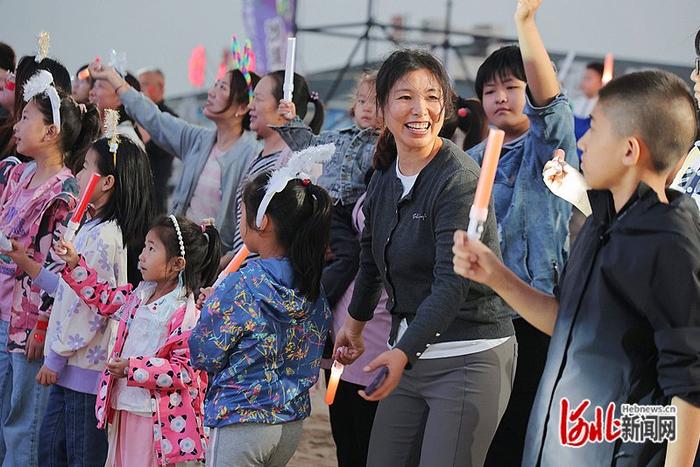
<box><xmin>466</xmin><ymin>1</ymin><xmax>578</xmax><ymax>465</ymax></box>
<box><xmin>275</xmin><ymin>73</ymin><xmax>380</xmax><ymax>307</ymax></box>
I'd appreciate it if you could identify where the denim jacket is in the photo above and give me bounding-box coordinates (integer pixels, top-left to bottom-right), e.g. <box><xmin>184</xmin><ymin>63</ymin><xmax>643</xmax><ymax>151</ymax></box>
<box><xmin>468</xmin><ymin>93</ymin><xmax>578</xmax><ymax>296</ymax></box>
<box><xmin>273</xmin><ymin>120</ymin><xmax>378</xmax><ymax>205</ymax></box>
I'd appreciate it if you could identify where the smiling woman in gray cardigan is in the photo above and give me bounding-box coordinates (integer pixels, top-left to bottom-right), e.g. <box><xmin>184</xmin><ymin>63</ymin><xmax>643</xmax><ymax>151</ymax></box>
<box><xmin>333</xmin><ymin>49</ymin><xmax>515</xmax><ymax>467</ymax></box>
<box><xmin>87</xmin><ymin>62</ymin><xmax>261</xmax><ymax>251</ymax></box>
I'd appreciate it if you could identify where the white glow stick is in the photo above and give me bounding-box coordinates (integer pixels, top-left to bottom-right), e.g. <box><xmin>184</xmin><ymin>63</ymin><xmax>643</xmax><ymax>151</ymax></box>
<box><xmin>283</xmin><ymin>37</ymin><xmax>296</xmax><ymax>102</ymax></box>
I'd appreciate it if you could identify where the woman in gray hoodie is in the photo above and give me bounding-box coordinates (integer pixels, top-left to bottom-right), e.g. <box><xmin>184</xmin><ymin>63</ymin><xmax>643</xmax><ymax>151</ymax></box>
<box><xmin>87</xmin><ymin>61</ymin><xmax>261</xmax><ymax>252</ymax></box>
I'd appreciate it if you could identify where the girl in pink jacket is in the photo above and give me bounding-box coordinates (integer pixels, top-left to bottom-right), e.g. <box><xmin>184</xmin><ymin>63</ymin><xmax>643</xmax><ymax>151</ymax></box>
<box><xmin>57</xmin><ymin>215</ymin><xmax>221</xmax><ymax>466</ymax></box>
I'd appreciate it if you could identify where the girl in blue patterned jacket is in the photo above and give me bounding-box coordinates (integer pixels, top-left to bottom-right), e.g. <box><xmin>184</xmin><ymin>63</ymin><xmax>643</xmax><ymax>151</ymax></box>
<box><xmin>189</xmin><ymin>169</ymin><xmax>333</xmax><ymax>467</ymax></box>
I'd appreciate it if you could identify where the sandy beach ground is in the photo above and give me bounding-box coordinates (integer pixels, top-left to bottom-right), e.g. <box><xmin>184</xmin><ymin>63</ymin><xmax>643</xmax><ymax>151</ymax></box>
<box><xmin>288</xmin><ymin>378</ymin><xmax>337</xmax><ymax>467</ymax></box>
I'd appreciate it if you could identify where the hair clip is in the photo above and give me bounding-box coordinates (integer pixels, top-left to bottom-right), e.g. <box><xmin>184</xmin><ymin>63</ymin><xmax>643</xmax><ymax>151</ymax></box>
<box><xmin>457</xmin><ymin>107</ymin><xmax>468</xmax><ymax>118</ymax></box>
<box><xmin>309</xmin><ymin>91</ymin><xmax>320</xmax><ymax>102</ymax></box>
<box><xmin>4</xmin><ymin>72</ymin><xmax>15</xmax><ymax>91</ymax></box>
<box><xmin>35</xmin><ymin>31</ymin><xmax>50</xmax><ymax>63</ymax></box>
<box><xmin>230</xmin><ymin>35</ymin><xmax>256</xmax><ymax>105</ymax></box>
<box><xmin>103</xmin><ymin>109</ymin><xmax>121</xmax><ymax>166</ymax></box>
<box><xmin>169</xmin><ymin>215</ymin><xmax>186</xmax><ymax>258</ymax></box>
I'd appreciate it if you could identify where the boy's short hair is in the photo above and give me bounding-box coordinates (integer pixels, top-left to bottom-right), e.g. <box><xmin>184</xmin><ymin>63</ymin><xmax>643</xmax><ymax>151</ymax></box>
<box><xmin>586</xmin><ymin>61</ymin><xmax>604</xmax><ymax>77</ymax></box>
<box><xmin>598</xmin><ymin>70</ymin><xmax>698</xmax><ymax>172</ymax></box>
<box><xmin>474</xmin><ymin>45</ymin><xmax>526</xmax><ymax>99</ymax></box>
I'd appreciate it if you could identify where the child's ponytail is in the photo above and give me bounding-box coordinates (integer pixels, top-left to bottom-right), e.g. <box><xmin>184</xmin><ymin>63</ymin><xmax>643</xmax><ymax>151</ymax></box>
<box><xmin>199</xmin><ymin>224</ymin><xmax>222</xmax><ymax>290</ymax></box>
<box><xmin>65</xmin><ymin>102</ymin><xmax>100</xmax><ymax>172</ymax></box>
<box><xmin>288</xmin><ymin>182</ymin><xmax>332</xmax><ymax>301</ymax></box>
<box><xmin>151</xmin><ymin>216</ymin><xmax>222</xmax><ymax>296</ymax></box>
<box><xmin>243</xmin><ymin>173</ymin><xmax>333</xmax><ymax>301</ymax></box>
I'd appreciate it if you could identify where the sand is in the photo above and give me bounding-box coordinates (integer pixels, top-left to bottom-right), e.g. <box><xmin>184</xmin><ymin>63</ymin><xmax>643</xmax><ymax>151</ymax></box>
<box><xmin>288</xmin><ymin>380</ymin><xmax>338</xmax><ymax>467</ymax></box>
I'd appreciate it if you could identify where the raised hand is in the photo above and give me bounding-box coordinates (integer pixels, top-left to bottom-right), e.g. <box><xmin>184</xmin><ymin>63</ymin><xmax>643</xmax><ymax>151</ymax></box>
<box><xmin>542</xmin><ymin>149</ymin><xmax>592</xmax><ymax>216</ymax></box>
<box><xmin>515</xmin><ymin>0</ymin><xmax>543</xmax><ymax>23</ymax></box>
<box><xmin>278</xmin><ymin>99</ymin><xmax>297</xmax><ymax>121</ymax></box>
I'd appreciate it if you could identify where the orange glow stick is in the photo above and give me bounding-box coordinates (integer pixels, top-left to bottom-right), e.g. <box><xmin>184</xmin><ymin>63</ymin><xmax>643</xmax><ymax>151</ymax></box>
<box><xmin>212</xmin><ymin>245</ymin><xmax>250</xmax><ymax>287</ymax></box>
<box><xmin>325</xmin><ymin>360</ymin><xmax>345</xmax><ymax>405</ymax></box>
<box><xmin>64</xmin><ymin>173</ymin><xmax>101</xmax><ymax>242</ymax></box>
<box><xmin>467</xmin><ymin>128</ymin><xmax>504</xmax><ymax>240</ymax></box>
<box><xmin>78</xmin><ymin>68</ymin><xmax>90</xmax><ymax>80</ymax></box>
<box><xmin>602</xmin><ymin>53</ymin><xmax>614</xmax><ymax>85</ymax></box>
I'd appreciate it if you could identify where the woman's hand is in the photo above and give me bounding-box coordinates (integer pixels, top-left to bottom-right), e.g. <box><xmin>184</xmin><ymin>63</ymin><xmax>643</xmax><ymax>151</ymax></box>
<box><xmin>36</xmin><ymin>364</ymin><xmax>58</xmax><ymax>386</ymax></box>
<box><xmin>88</xmin><ymin>60</ymin><xmax>127</xmax><ymax>92</ymax></box>
<box><xmin>54</xmin><ymin>239</ymin><xmax>79</xmax><ymax>269</ymax></box>
<box><xmin>106</xmin><ymin>357</ymin><xmax>129</xmax><ymax>379</ymax></box>
<box><xmin>358</xmin><ymin>348</ymin><xmax>408</xmax><ymax>401</ymax></box>
<box><xmin>196</xmin><ymin>287</ymin><xmax>213</xmax><ymax>310</ymax></box>
<box><xmin>333</xmin><ymin>318</ymin><xmax>366</xmax><ymax>365</ymax></box>
<box><xmin>278</xmin><ymin>100</ymin><xmax>297</xmax><ymax>121</ymax></box>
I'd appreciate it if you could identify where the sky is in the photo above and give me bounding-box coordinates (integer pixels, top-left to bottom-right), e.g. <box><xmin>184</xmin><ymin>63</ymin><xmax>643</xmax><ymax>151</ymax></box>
<box><xmin>3</xmin><ymin>0</ymin><xmax>699</xmax><ymax>97</ymax></box>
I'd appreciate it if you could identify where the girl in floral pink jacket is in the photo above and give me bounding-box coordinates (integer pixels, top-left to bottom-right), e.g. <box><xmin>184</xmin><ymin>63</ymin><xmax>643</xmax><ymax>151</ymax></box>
<box><xmin>57</xmin><ymin>215</ymin><xmax>221</xmax><ymax>466</ymax></box>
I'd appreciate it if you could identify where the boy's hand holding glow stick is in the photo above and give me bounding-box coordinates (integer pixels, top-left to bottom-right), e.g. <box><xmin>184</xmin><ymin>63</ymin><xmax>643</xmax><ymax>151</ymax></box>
<box><xmin>63</xmin><ymin>173</ymin><xmax>101</xmax><ymax>243</ymax></box>
<box><xmin>542</xmin><ymin>149</ymin><xmax>592</xmax><ymax>216</ymax></box>
<box><xmin>467</xmin><ymin>129</ymin><xmax>504</xmax><ymax>241</ymax></box>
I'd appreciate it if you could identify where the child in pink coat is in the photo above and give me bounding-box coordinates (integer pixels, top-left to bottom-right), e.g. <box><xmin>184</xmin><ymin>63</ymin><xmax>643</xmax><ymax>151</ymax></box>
<box><xmin>57</xmin><ymin>215</ymin><xmax>221</xmax><ymax>466</ymax></box>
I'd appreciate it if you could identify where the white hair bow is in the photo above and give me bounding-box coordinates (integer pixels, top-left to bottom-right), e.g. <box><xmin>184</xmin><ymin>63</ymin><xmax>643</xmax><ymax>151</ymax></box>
<box><xmin>255</xmin><ymin>143</ymin><xmax>335</xmax><ymax>228</ymax></box>
<box><xmin>23</xmin><ymin>70</ymin><xmax>61</xmax><ymax>132</ymax></box>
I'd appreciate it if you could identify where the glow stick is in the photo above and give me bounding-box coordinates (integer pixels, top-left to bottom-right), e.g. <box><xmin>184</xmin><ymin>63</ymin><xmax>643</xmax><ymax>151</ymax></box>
<box><xmin>78</xmin><ymin>68</ymin><xmax>90</xmax><ymax>80</ymax></box>
<box><xmin>467</xmin><ymin>128</ymin><xmax>504</xmax><ymax>241</ymax></box>
<box><xmin>325</xmin><ymin>359</ymin><xmax>345</xmax><ymax>405</ymax></box>
<box><xmin>0</xmin><ymin>232</ymin><xmax>11</xmax><ymax>251</ymax></box>
<box><xmin>64</xmin><ymin>173</ymin><xmax>101</xmax><ymax>242</ymax></box>
<box><xmin>212</xmin><ymin>245</ymin><xmax>250</xmax><ymax>287</ymax></box>
<box><xmin>283</xmin><ymin>37</ymin><xmax>296</xmax><ymax>101</ymax></box>
<box><xmin>602</xmin><ymin>53</ymin><xmax>614</xmax><ymax>86</ymax></box>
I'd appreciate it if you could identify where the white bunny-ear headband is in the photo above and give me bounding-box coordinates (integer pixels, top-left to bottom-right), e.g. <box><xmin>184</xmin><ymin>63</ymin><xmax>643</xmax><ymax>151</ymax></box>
<box><xmin>23</xmin><ymin>70</ymin><xmax>61</xmax><ymax>132</ymax></box>
<box><xmin>255</xmin><ymin>143</ymin><xmax>335</xmax><ymax>228</ymax></box>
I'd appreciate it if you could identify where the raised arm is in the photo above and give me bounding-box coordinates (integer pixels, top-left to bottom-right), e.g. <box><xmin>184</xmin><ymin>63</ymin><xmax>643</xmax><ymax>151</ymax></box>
<box><xmin>88</xmin><ymin>62</ymin><xmax>196</xmax><ymax>159</ymax></box>
<box><xmin>515</xmin><ymin>0</ymin><xmax>560</xmax><ymax>107</ymax></box>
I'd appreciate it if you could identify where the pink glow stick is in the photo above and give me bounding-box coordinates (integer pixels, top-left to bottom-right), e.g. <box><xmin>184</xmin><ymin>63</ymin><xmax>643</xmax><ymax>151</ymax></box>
<box><xmin>467</xmin><ymin>128</ymin><xmax>504</xmax><ymax>240</ymax></box>
<box><xmin>64</xmin><ymin>173</ymin><xmax>101</xmax><ymax>242</ymax></box>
